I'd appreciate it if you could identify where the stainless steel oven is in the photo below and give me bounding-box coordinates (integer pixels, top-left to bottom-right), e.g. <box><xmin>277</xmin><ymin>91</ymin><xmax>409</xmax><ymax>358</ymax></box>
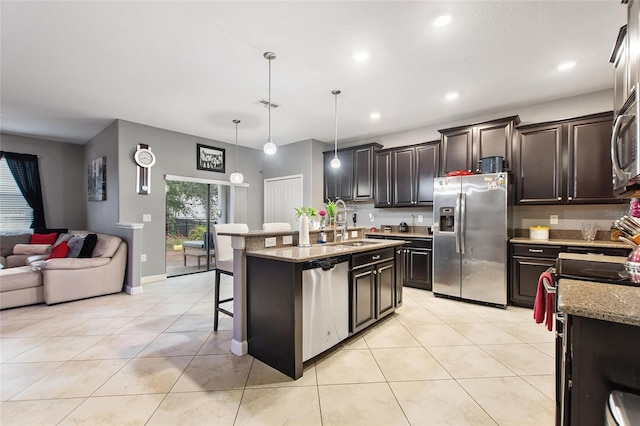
<box><xmin>612</xmin><ymin>97</ymin><xmax>640</xmax><ymax>197</ymax></box>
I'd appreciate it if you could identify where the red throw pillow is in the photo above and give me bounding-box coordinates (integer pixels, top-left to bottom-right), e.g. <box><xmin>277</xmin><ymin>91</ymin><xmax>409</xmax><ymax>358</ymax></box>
<box><xmin>47</xmin><ymin>241</ymin><xmax>69</xmax><ymax>259</ymax></box>
<box><xmin>31</xmin><ymin>233</ymin><xmax>58</xmax><ymax>245</ymax></box>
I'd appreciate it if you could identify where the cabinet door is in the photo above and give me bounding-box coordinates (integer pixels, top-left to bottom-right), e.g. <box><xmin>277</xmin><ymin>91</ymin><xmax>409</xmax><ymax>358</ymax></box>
<box><xmin>567</xmin><ymin>115</ymin><xmax>616</xmax><ymax>203</ymax></box>
<box><xmin>394</xmin><ymin>247</ymin><xmax>404</xmax><ymax>307</ymax></box>
<box><xmin>354</xmin><ymin>146</ymin><xmax>374</xmax><ymax>200</ymax></box>
<box><xmin>393</xmin><ymin>147</ymin><xmax>416</xmax><ymax>206</ymax></box>
<box><xmin>441</xmin><ymin>128</ymin><xmax>473</xmax><ymax>175</ymax></box>
<box><xmin>515</xmin><ymin>124</ymin><xmax>564</xmax><ymax>204</ymax></box>
<box><xmin>415</xmin><ymin>144</ymin><xmax>439</xmax><ymax>205</ymax></box>
<box><xmin>374</xmin><ymin>151</ymin><xmax>392</xmax><ymax>208</ymax></box>
<box><xmin>351</xmin><ymin>267</ymin><xmax>376</xmax><ymax>333</ymax></box>
<box><xmin>405</xmin><ymin>248</ymin><xmax>432</xmax><ymax>290</ymax></box>
<box><xmin>475</xmin><ymin>120</ymin><xmax>514</xmax><ymax>171</ymax></box>
<box><xmin>376</xmin><ymin>261</ymin><xmax>395</xmax><ymax>319</ymax></box>
<box><xmin>324</xmin><ymin>150</ymin><xmax>354</xmax><ymax>201</ymax></box>
<box><xmin>510</xmin><ymin>256</ymin><xmax>555</xmax><ymax>308</ymax></box>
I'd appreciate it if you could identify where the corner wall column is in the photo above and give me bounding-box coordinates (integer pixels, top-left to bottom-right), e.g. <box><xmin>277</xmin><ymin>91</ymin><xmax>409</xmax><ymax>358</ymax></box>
<box><xmin>230</xmin><ymin>235</ymin><xmax>248</xmax><ymax>356</ymax></box>
<box><xmin>116</xmin><ymin>222</ymin><xmax>144</xmax><ymax>295</ymax></box>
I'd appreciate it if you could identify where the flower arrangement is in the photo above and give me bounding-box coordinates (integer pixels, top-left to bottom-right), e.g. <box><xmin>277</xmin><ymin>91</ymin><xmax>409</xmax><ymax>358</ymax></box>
<box><xmin>325</xmin><ymin>199</ymin><xmax>336</xmax><ymax>226</ymax></box>
<box><xmin>318</xmin><ymin>210</ymin><xmax>327</xmax><ymax>227</ymax></box>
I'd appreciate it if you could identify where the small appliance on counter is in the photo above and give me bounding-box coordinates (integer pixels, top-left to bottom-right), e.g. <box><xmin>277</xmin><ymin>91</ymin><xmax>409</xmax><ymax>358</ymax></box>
<box><xmin>399</xmin><ymin>222</ymin><xmax>409</xmax><ymax>232</ymax></box>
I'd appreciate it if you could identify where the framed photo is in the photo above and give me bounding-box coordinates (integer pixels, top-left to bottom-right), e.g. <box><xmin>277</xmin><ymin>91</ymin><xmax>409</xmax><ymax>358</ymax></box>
<box><xmin>88</xmin><ymin>156</ymin><xmax>106</xmax><ymax>201</ymax></box>
<box><xmin>197</xmin><ymin>144</ymin><xmax>225</xmax><ymax>173</ymax></box>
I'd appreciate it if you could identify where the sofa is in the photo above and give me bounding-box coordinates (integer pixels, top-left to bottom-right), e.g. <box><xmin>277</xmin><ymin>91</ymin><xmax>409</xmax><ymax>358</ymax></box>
<box><xmin>0</xmin><ymin>230</ymin><xmax>127</xmax><ymax>309</ymax></box>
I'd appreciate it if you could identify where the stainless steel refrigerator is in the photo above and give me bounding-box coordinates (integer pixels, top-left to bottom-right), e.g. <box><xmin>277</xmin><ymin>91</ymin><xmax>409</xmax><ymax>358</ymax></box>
<box><xmin>432</xmin><ymin>172</ymin><xmax>511</xmax><ymax>307</ymax></box>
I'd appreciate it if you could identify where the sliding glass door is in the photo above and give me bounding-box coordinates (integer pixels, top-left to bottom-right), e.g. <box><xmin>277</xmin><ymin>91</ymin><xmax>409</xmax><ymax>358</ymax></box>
<box><xmin>165</xmin><ymin>179</ymin><xmax>229</xmax><ymax>277</ymax></box>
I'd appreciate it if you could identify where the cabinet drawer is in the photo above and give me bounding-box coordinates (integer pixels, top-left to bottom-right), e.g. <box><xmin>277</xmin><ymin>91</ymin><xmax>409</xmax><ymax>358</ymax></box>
<box><xmin>402</xmin><ymin>238</ymin><xmax>432</xmax><ymax>249</ymax></box>
<box><xmin>351</xmin><ymin>248</ymin><xmax>394</xmax><ymax>269</ymax></box>
<box><xmin>511</xmin><ymin>244</ymin><xmax>561</xmax><ymax>258</ymax></box>
<box><xmin>565</xmin><ymin>246</ymin><xmax>631</xmax><ymax>257</ymax></box>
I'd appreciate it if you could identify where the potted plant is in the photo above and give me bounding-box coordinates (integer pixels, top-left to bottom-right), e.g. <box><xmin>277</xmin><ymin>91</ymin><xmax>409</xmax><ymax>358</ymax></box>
<box><xmin>325</xmin><ymin>199</ymin><xmax>336</xmax><ymax>227</ymax></box>
<box><xmin>294</xmin><ymin>207</ymin><xmax>317</xmax><ymax>247</ymax></box>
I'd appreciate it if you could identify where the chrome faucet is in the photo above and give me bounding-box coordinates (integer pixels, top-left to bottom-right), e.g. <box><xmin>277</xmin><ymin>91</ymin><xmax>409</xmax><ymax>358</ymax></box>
<box><xmin>333</xmin><ymin>199</ymin><xmax>348</xmax><ymax>242</ymax></box>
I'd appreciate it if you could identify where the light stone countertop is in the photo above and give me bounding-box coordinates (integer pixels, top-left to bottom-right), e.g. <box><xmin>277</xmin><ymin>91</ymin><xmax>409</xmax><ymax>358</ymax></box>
<box><xmin>244</xmin><ymin>239</ymin><xmax>405</xmax><ymax>263</ymax></box>
<box><xmin>510</xmin><ymin>237</ymin><xmax>631</xmax><ymax>249</ymax></box>
<box><xmin>557</xmin><ymin>253</ymin><xmax>640</xmax><ymax>327</ymax></box>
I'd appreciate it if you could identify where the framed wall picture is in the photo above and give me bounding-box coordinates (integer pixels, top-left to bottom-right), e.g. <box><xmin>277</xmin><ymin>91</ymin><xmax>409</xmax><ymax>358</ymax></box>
<box><xmin>197</xmin><ymin>144</ymin><xmax>225</xmax><ymax>173</ymax></box>
<box><xmin>88</xmin><ymin>156</ymin><xmax>107</xmax><ymax>201</ymax></box>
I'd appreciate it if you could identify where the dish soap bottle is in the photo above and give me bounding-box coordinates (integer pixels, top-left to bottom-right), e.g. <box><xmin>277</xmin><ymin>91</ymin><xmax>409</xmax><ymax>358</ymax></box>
<box><xmin>318</xmin><ymin>229</ymin><xmax>327</xmax><ymax>244</ymax></box>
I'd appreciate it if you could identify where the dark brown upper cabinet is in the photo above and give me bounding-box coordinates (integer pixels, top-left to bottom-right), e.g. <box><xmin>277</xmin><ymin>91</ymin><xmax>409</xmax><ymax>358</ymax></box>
<box><xmin>374</xmin><ymin>150</ymin><xmax>392</xmax><ymax>207</ymax></box>
<box><xmin>514</xmin><ymin>112</ymin><xmax>620</xmax><ymax>205</ymax></box>
<box><xmin>324</xmin><ymin>143</ymin><xmax>382</xmax><ymax>202</ymax></box>
<box><xmin>374</xmin><ymin>142</ymin><xmax>439</xmax><ymax>208</ymax></box>
<box><xmin>439</xmin><ymin>116</ymin><xmax>520</xmax><ymax>175</ymax></box>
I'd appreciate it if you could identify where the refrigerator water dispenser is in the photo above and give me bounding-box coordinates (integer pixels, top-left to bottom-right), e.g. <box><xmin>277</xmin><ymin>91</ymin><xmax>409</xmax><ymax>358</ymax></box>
<box><xmin>439</xmin><ymin>207</ymin><xmax>455</xmax><ymax>232</ymax></box>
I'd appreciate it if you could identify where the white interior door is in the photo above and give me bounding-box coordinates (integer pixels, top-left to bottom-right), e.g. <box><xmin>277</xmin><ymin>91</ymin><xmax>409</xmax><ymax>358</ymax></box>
<box><xmin>264</xmin><ymin>175</ymin><xmax>303</xmax><ymax>229</ymax></box>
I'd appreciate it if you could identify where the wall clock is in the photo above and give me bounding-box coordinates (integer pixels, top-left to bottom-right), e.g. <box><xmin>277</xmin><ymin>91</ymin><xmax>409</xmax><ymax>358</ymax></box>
<box><xmin>134</xmin><ymin>144</ymin><xmax>155</xmax><ymax>195</ymax></box>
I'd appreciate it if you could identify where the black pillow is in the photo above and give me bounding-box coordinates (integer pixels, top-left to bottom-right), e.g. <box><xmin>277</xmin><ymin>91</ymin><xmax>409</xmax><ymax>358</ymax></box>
<box><xmin>78</xmin><ymin>233</ymin><xmax>98</xmax><ymax>258</ymax></box>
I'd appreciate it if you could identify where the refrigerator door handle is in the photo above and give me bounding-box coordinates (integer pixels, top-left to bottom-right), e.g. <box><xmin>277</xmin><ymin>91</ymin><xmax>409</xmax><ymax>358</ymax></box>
<box><xmin>455</xmin><ymin>193</ymin><xmax>462</xmax><ymax>254</ymax></box>
<box><xmin>459</xmin><ymin>192</ymin><xmax>466</xmax><ymax>254</ymax></box>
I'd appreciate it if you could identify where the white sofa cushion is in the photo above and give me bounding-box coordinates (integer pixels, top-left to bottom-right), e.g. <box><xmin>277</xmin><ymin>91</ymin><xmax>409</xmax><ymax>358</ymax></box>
<box><xmin>13</xmin><ymin>244</ymin><xmax>52</xmax><ymax>255</ymax></box>
<box><xmin>42</xmin><ymin>257</ymin><xmax>110</xmax><ymax>270</ymax></box>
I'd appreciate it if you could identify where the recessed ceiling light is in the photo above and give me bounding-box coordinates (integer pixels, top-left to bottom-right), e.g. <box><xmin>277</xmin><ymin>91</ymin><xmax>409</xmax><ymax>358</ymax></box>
<box><xmin>354</xmin><ymin>51</ymin><xmax>369</xmax><ymax>62</ymax></box>
<box><xmin>558</xmin><ymin>61</ymin><xmax>576</xmax><ymax>71</ymax></box>
<box><xmin>445</xmin><ymin>92</ymin><xmax>459</xmax><ymax>100</ymax></box>
<box><xmin>370</xmin><ymin>112</ymin><xmax>381</xmax><ymax>120</ymax></box>
<box><xmin>434</xmin><ymin>15</ymin><xmax>452</xmax><ymax>27</ymax></box>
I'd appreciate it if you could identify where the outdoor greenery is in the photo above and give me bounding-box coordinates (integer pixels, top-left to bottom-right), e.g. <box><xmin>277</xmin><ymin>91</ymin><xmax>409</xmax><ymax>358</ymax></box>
<box><xmin>165</xmin><ymin>180</ymin><xmax>220</xmax><ymax>235</ymax></box>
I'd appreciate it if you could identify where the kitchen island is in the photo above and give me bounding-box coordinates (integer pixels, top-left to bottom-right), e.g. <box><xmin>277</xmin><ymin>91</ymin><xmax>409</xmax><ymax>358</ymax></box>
<box><xmin>557</xmin><ymin>253</ymin><xmax>640</xmax><ymax>425</ymax></box>
<box><xmin>245</xmin><ymin>238</ymin><xmax>405</xmax><ymax>379</ymax></box>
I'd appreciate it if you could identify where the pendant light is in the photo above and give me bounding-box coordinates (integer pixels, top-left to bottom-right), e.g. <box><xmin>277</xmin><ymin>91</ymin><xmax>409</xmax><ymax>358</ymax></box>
<box><xmin>230</xmin><ymin>119</ymin><xmax>244</xmax><ymax>184</ymax></box>
<box><xmin>330</xmin><ymin>89</ymin><xmax>341</xmax><ymax>168</ymax></box>
<box><xmin>263</xmin><ymin>51</ymin><xmax>277</xmax><ymax>155</ymax></box>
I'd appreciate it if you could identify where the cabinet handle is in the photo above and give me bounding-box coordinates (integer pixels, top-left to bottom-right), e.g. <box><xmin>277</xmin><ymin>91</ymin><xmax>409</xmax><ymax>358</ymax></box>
<box><xmin>528</xmin><ymin>248</ymin><xmax>544</xmax><ymax>253</ymax></box>
<box><xmin>397</xmin><ymin>250</ymin><xmax>402</xmax><ymax>254</ymax></box>
<box><xmin>557</xmin><ymin>197</ymin><xmax>562</xmax><ymax>200</ymax></box>
<box><xmin>568</xmin><ymin>197</ymin><xmax>573</xmax><ymax>200</ymax></box>
<box><xmin>373</xmin><ymin>270</ymin><xmax>377</xmax><ymax>275</ymax></box>
<box><xmin>372</xmin><ymin>255</ymin><xmax>381</xmax><ymax>260</ymax></box>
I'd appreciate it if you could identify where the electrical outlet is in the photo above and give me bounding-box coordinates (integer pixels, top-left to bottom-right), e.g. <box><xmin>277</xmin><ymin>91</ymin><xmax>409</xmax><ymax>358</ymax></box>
<box><xmin>142</xmin><ymin>214</ymin><xmax>151</xmax><ymax>222</ymax></box>
<box><xmin>351</xmin><ymin>230</ymin><xmax>358</xmax><ymax>238</ymax></box>
<box><xmin>418</xmin><ymin>215</ymin><xmax>423</xmax><ymax>223</ymax></box>
<box><xmin>282</xmin><ymin>235</ymin><xmax>292</xmax><ymax>245</ymax></box>
<box><xmin>550</xmin><ymin>215</ymin><xmax>559</xmax><ymax>225</ymax></box>
<box><xmin>265</xmin><ymin>237</ymin><xmax>276</xmax><ymax>247</ymax></box>
<box><xmin>140</xmin><ymin>254</ymin><xmax>147</xmax><ymax>262</ymax></box>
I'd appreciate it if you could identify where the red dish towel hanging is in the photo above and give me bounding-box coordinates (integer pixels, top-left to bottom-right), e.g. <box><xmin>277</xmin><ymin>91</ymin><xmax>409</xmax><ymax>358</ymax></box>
<box><xmin>533</xmin><ymin>271</ymin><xmax>554</xmax><ymax>331</ymax></box>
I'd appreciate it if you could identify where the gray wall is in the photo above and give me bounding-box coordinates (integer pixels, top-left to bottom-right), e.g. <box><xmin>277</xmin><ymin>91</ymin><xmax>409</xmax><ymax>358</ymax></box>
<box><xmin>262</xmin><ymin>138</ymin><xmax>331</xmax><ymax>211</ymax></box>
<box><xmin>0</xmin><ymin>133</ymin><xmax>86</xmax><ymax>230</ymax></box>
<box><xmin>115</xmin><ymin>120</ymin><xmax>264</xmax><ymax>277</ymax></box>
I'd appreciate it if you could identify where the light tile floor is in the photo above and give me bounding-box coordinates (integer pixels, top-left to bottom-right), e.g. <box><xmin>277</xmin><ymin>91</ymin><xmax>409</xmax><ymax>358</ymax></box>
<box><xmin>0</xmin><ymin>272</ymin><xmax>556</xmax><ymax>425</ymax></box>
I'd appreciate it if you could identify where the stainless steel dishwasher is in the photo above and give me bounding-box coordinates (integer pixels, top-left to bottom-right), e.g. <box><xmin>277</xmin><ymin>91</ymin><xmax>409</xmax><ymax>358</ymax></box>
<box><xmin>302</xmin><ymin>255</ymin><xmax>350</xmax><ymax>361</ymax></box>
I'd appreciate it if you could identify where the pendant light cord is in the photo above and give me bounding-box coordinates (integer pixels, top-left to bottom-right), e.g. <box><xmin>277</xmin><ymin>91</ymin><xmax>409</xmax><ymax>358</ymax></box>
<box><xmin>235</xmin><ymin>121</ymin><xmax>239</xmax><ymax>167</ymax></box>
<box><xmin>268</xmin><ymin>56</ymin><xmax>272</xmax><ymax>142</ymax></box>
<box><xmin>334</xmin><ymin>92</ymin><xmax>338</xmax><ymax>156</ymax></box>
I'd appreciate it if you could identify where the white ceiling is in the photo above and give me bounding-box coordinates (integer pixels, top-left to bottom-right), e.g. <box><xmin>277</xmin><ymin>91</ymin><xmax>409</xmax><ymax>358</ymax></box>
<box><xmin>0</xmin><ymin>1</ymin><xmax>627</xmax><ymax>150</ymax></box>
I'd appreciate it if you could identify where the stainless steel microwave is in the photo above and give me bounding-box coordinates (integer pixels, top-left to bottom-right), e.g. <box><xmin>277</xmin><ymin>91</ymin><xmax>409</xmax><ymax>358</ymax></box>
<box><xmin>612</xmin><ymin>98</ymin><xmax>640</xmax><ymax>197</ymax></box>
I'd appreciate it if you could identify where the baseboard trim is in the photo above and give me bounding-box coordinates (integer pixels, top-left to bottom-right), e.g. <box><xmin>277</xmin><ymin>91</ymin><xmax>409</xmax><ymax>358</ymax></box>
<box><xmin>231</xmin><ymin>339</ymin><xmax>248</xmax><ymax>356</ymax></box>
<box><xmin>141</xmin><ymin>274</ymin><xmax>167</xmax><ymax>284</ymax></box>
<box><xmin>125</xmin><ymin>285</ymin><xmax>144</xmax><ymax>295</ymax></box>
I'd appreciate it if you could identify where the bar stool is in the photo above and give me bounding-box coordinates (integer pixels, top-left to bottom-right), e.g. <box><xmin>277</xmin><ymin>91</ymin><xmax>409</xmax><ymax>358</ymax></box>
<box><xmin>211</xmin><ymin>223</ymin><xmax>248</xmax><ymax>331</ymax></box>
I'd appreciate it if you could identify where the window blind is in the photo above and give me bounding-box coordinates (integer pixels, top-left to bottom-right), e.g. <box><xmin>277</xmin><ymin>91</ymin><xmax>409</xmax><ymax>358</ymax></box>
<box><xmin>0</xmin><ymin>158</ymin><xmax>33</xmax><ymax>231</ymax></box>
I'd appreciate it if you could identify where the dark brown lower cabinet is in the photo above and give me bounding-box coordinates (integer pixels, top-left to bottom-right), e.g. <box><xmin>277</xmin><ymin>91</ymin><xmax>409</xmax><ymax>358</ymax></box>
<box><xmin>568</xmin><ymin>316</ymin><xmax>640</xmax><ymax>425</ymax></box>
<box><xmin>510</xmin><ymin>244</ymin><xmax>561</xmax><ymax>308</ymax></box>
<box><xmin>350</xmin><ymin>249</ymin><xmax>395</xmax><ymax>334</ymax></box>
<box><xmin>405</xmin><ymin>247</ymin><xmax>432</xmax><ymax>291</ymax></box>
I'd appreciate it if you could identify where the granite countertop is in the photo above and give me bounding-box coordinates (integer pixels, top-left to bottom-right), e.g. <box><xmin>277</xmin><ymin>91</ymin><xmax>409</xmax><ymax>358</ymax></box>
<box><xmin>245</xmin><ymin>239</ymin><xmax>405</xmax><ymax>263</ymax></box>
<box><xmin>218</xmin><ymin>226</ymin><xmax>369</xmax><ymax>238</ymax></box>
<box><xmin>365</xmin><ymin>231</ymin><xmax>432</xmax><ymax>239</ymax></box>
<box><xmin>510</xmin><ymin>237</ymin><xmax>630</xmax><ymax>249</ymax></box>
<box><xmin>557</xmin><ymin>253</ymin><xmax>640</xmax><ymax>327</ymax></box>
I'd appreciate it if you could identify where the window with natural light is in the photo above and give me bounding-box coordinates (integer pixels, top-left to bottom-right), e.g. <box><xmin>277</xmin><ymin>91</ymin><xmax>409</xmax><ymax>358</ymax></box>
<box><xmin>0</xmin><ymin>158</ymin><xmax>33</xmax><ymax>231</ymax></box>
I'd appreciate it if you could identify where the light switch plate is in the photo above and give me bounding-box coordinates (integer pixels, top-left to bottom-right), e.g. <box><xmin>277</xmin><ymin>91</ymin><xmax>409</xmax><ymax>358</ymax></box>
<box><xmin>282</xmin><ymin>235</ymin><xmax>293</xmax><ymax>245</ymax></box>
<box><xmin>265</xmin><ymin>237</ymin><xmax>276</xmax><ymax>247</ymax></box>
<box><xmin>351</xmin><ymin>230</ymin><xmax>358</xmax><ymax>238</ymax></box>
<box><xmin>142</xmin><ymin>214</ymin><xmax>151</xmax><ymax>222</ymax></box>
<box><xmin>140</xmin><ymin>254</ymin><xmax>147</xmax><ymax>262</ymax></box>
<box><xmin>418</xmin><ymin>215</ymin><xmax>423</xmax><ymax>223</ymax></box>
<box><xmin>550</xmin><ymin>215</ymin><xmax>559</xmax><ymax>225</ymax></box>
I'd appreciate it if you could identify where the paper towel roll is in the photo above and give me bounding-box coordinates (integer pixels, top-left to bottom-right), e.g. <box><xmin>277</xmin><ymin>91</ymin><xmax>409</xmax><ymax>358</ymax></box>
<box><xmin>299</xmin><ymin>216</ymin><xmax>310</xmax><ymax>247</ymax></box>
